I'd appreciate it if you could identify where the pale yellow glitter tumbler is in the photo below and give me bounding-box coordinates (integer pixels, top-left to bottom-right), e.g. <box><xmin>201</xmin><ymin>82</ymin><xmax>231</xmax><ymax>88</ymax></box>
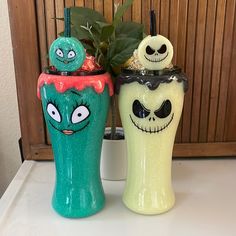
<box><xmin>116</xmin><ymin>10</ymin><xmax>188</xmax><ymax>215</ymax></box>
<box><xmin>117</xmin><ymin>71</ymin><xmax>187</xmax><ymax>214</ymax></box>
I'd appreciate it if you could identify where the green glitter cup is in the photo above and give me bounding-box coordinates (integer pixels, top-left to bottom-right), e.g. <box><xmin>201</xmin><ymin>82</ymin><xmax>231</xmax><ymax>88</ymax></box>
<box><xmin>37</xmin><ymin>71</ymin><xmax>113</xmax><ymax>218</ymax></box>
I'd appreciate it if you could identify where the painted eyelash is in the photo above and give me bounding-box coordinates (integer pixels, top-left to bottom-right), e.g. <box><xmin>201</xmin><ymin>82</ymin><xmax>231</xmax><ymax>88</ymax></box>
<box><xmin>73</xmin><ymin>100</ymin><xmax>90</xmax><ymax>109</ymax></box>
<box><xmin>47</xmin><ymin>99</ymin><xmax>60</xmax><ymax>110</ymax></box>
<box><xmin>68</xmin><ymin>49</ymin><xmax>76</xmax><ymax>53</ymax></box>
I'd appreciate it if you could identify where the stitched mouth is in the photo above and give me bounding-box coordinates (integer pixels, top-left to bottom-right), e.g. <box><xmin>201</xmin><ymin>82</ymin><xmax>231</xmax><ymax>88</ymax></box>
<box><xmin>56</xmin><ymin>58</ymin><xmax>75</xmax><ymax>64</ymax></box>
<box><xmin>49</xmin><ymin>120</ymin><xmax>90</xmax><ymax>135</ymax></box>
<box><xmin>129</xmin><ymin>113</ymin><xmax>174</xmax><ymax>134</ymax></box>
<box><xmin>144</xmin><ymin>52</ymin><xmax>169</xmax><ymax>63</ymax></box>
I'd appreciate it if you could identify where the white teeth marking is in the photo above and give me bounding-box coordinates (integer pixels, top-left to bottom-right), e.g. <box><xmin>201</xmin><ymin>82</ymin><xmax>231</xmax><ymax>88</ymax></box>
<box><xmin>144</xmin><ymin>52</ymin><xmax>169</xmax><ymax>63</ymax></box>
<box><xmin>129</xmin><ymin>113</ymin><xmax>174</xmax><ymax>134</ymax></box>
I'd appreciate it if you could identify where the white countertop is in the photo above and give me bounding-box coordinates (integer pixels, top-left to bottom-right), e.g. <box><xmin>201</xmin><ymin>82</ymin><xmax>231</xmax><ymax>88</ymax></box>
<box><xmin>0</xmin><ymin>159</ymin><xmax>236</xmax><ymax>236</ymax></box>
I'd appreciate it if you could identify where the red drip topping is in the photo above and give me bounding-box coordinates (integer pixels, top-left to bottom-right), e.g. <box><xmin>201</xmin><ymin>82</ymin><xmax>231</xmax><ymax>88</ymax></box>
<box><xmin>37</xmin><ymin>72</ymin><xmax>113</xmax><ymax>99</ymax></box>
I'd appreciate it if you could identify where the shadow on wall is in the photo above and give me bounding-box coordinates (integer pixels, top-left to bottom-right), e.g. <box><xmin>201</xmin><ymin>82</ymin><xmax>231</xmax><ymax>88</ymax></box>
<box><xmin>0</xmin><ymin>142</ymin><xmax>21</xmax><ymax>196</ymax></box>
<box><xmin>0</xmin><ymin>0</ymin><xmax>22</xmax><ymax>197</ymax></box>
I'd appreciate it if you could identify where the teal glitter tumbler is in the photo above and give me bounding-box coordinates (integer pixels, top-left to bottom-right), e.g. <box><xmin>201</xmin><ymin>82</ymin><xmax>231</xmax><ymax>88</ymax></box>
<box><xmin>37</xmin><ymin>72</ymin><xmax>113</xmax><ymax>218</ymax></box>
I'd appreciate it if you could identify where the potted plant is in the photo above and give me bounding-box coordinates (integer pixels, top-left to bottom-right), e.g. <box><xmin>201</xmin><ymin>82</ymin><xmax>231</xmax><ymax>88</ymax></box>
<box><xmin>60</xmin><ymin>0</ymin><xmax>145</xmax><ymax>180</ymax></box>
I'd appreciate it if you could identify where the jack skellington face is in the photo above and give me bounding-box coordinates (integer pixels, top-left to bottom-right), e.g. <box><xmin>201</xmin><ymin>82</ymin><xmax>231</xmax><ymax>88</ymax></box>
<box><xmin>130</xmin><ymin>98</ymin><xmax>174</xmax><ymax>134</ymax></box>
<box><xmin>137</xmin><ymin>35</ymin><xmax>173</xmax><ymax>70</ymax></box>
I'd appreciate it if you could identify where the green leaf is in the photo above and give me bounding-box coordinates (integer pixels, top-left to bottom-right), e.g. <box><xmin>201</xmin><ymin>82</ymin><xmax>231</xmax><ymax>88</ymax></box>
<box><xmin>101</xmin><ymin>25</ymin><xmax>114</xmax><ymax>41</ymax></box>
<box><xmin>81</xmin><ymin>41</ymin><xmax>96</xmax><ymax>56</ymax></box>
<box><xmin>115</xmin><ymin>22</ymin><xmax>144</xmax><ymax>39</ymax></box>
<box><xmin>107</xmin><ymin>37</ymin><xmax>141</xmax><ymax>68</ymax></box>
<box><xmin>95</xmin><ymin>21</ymin><xmax>111</xmax><ymax>30</ymax></box>
<box><xmin>71</xmin><ymin>7</ymin><xmax>106</xmax><ymax>33</ymax></box>
<box><xmin>59</xmin><ymin>26</ymin><xmax>92</xmax><ymax>40</ymax></box>
<box><xmin>70</xmin><ymin>7</ymin><xmax>106</xmax><ymax>25</ymax></box>
<box><xmin>95</xmin><ymin>21</ymin><xmax>114</xmax><ymax>41</ymax></box>
<box><xmin>69</xmin><ymin>7</ymin><xmax>107</xmax><ymax>40</ymax></box>
<box><xmin>113</xmin><ymin>0</ymin><xmax>134</xmax><ymax>27</ymax></box>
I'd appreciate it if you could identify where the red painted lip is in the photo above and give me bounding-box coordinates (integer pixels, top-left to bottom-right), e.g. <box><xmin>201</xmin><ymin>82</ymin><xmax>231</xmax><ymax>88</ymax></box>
<box><xmin>62</xmin><ymin>130</ymin><xmax>74</xmax><ymax>135</ymax></box>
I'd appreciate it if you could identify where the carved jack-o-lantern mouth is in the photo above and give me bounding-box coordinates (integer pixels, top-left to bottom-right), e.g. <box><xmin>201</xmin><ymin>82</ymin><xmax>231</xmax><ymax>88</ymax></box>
<box><xmin>144</xmin><ymin>52</ymin><xmax>169</xmax><ymax>63</ymax></box>
<box><xmin>129</xmin><ymin>113</ymin><xmax>174</xmax><ymax>134</ymax></box>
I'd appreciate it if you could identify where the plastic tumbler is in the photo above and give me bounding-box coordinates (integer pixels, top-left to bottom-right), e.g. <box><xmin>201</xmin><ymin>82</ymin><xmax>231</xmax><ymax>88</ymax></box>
<box><xmin>117</xmin><ymin>68</ymin><xmax>188</xmax><ymax>214</ymax></box>
<box><xmin>37</xmin><ymin>70</ymin><xmax>113</xmax><ymax>218</ymax></box>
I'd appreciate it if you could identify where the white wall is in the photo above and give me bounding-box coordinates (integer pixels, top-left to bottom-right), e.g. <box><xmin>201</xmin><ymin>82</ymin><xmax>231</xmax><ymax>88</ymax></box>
<box><xmin>0</xmin><ymin>0</ymin><xmax>22</xmax><ymax>196</ymax></box>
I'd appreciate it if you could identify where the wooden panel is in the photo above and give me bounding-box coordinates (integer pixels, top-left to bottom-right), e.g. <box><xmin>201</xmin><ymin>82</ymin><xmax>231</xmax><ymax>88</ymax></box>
<box><xmin>142</xmin><ymin>0</ymin><xmax>151</xmax><ymax>33</ymax></box>
<box><xmin>215</xmin><ymin>0</ymin><xmax>236</xmax><ymax>141</ymax></box>
<box><xmin>9</xmin><ymin>0</ymin><xmax>236</xmax><ymax>159</ymax></box>
<box><xmin>159</xmin><ymin>0</ymin><xmax>170</xmax><ymax>37</ymax></box>
<box><xmin>173</xmin><ymin>142</ymin><xmax>236</xmax><ymax>157</ymax></box>
<box><xmin>94</xmin><ymin>0</ymin><xmax>104</xmax><ymax>14</ymax></box>
<box><xmin>191</xmin><ymin>0</ymin><xmax>207</xmax><ymax>142</ymax></box>
<box><xmin>36</xmin><ymin>0</ymin><xmax>48</xmax><ymax>70</ymax></box>
<box><xmin>224</xmin><ymin>12</ymin><xmax>236</xmax><ymax>141</ymax></box>
<box><xmin>55</xmin><ymin>0</ymin><xmax>65</xmax><ymax>35</ymax></box>
<box><xmin>169</xmin><ymin>0</ymin><xmax>179</xmax><ymax>65</ymax></box>
<box><xmin>123</xmin><ymin>0</ymin><xmax>132</xmax><ymax>21</ymax></box>
<box><xmin>65</xmin><ymin>0</ymin><xmax>75</xmax><ymax>7</ymax></box>
<box><xmin>84</xmin><ymin>0</ymin><xmax>93</xmax><ymax>8</ymax></box>
<box><xmin>31</xmin><ymin>142</ymin><xmax>236</xmax><ymax>160</ymax></box>
<box><xmin>175</xmin><ymin>0</ymin><xmax>188</xmax><ymax>143</ymax></box>
<box><xmin>8</xmin><ymin>0</ymin><xmax>45</xmax><ymax>159</ymax></box>
<box><xmin>75</xmin><ymin>0</ymin><xmax>84</xmax><ymax>7</ymax></box>
<box><xmin>181</xmin><ymin>0</ymin><xmax>197</xmax><ymax>143</ymax></box>
<box><xmin>207</xmin><ymin>0</ymin><xmax>226</xmax><ymax>142</ymax></box>
<box><xmin>45</xmin><ymin>0</ymin><xmax>56</xmax><ymax>49</ymax></box>
<box><xmin>132</xmin><ymin>0</ymin><xmax>141</xmax><ymax>23</ymax></box>
<box><xmin>199</xmin><ymin>0</ymin><xmax>217</xmax><ymax>142</ymax></box>
<box><xmin>104</xmin><ymin>0</ymin><xmax>113</xmax><ymax>22</ymax></box>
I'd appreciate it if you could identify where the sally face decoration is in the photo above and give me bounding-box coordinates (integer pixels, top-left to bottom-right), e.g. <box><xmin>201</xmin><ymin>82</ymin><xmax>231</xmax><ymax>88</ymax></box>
<box><xmin>49</xmin><ymin>37</ymin><xmax>86</xmax><ymax>72</ymax></box>
<box><xmin>46</xmin><ymin>99</ymin><xmax>90</xmax><ymax>136</ymax></box>
<box><xmin>130</xmin><ymin>99</ymin><xmax>174</xmax><ymax>134</ymax></box>
<box><xmin>137</xmin><ymin>35</ymin><xmax>173</xmax><ymax>70</ymax></box>
<box><xmin>41</xmin><ymin>85</ymin><xmax>93</xmax><ymax>136</ymax></box>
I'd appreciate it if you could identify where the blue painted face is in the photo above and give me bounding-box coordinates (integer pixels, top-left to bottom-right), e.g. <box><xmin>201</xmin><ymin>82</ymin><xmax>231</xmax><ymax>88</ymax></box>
<box><xmin>49</xmin><ymin>37</ymin><xmax>86</xmax><ymax>72</ymax></box>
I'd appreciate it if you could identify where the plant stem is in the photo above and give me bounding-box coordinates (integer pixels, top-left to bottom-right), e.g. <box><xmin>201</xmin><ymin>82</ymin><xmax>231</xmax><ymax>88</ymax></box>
<box><xmin>80</xmin><ymin>23</ymin><xmax>104</xmax><ymax>60</ymax></box>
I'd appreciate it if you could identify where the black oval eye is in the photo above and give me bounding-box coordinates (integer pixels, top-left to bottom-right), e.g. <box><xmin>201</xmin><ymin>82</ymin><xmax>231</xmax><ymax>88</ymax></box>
<box><xmin>154</xmin><ymin>100</ymin><xmax>172</xmax><ymax>118</ymax></box>
<box><xmin>146</xmin><ymin>46</ymin><xmax>155</xmax><ymax>55</ymax></box>
<box><xmin>132</xmin><ymin>100</ymin><xmax>150</xmax><ymax>118</ymax></box>
<box><xmin>157</xmin><ymin>44</ymin><xmax>167</xmax><ymax>54</ymax></box>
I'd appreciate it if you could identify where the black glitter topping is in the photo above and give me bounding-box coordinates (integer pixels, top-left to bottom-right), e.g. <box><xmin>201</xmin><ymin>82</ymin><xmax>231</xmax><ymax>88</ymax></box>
<box><xmin>115</xmin><ymin>66</ymin><xmax>188</xmax><ymax>94</ymax></box>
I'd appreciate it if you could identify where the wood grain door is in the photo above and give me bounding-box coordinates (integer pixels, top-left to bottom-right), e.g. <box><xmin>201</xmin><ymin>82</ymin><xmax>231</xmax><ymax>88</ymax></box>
<box><xmin>8</xmin><ymin>0</ymin><xmax>236</xmax><ymax>160</ymax></box>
